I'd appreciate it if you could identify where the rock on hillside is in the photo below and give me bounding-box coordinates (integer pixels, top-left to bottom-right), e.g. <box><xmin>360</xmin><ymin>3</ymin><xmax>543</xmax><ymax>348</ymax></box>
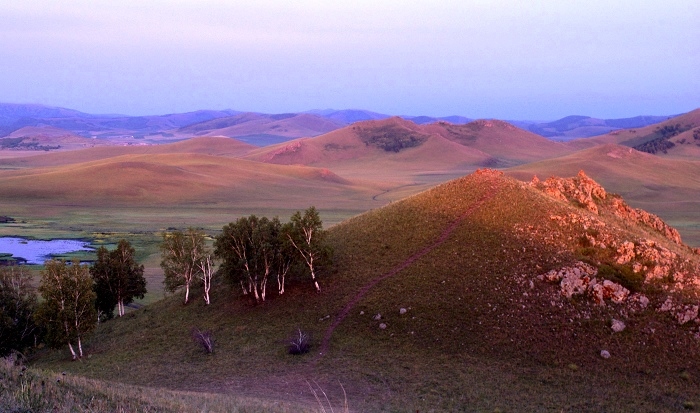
<box><xmin>524</xmin><ymin>170</ymin><xmax>699</xmax><ymax>328</ymax></box>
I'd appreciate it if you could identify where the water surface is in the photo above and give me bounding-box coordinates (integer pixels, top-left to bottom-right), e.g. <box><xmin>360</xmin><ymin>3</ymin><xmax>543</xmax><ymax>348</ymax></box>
<box><xmin>0</xmin><ymin>237</ymin><xmax>93</xmax><ymax>264</ymax></box>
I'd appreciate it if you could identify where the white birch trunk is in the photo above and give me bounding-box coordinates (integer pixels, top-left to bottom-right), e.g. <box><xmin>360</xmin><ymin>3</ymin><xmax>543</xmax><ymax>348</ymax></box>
<box><xmin>68</xmin><ymin>342</ymin><xmax>77</xmax><ymax>360</ymax></box>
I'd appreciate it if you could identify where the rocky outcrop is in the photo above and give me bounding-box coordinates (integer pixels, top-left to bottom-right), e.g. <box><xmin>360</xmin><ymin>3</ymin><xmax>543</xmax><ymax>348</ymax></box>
<box><xmin>609</xmin><ymin>198</ymin><xmax>682</xmax><ymax>244</ymax></box>
<box><xmin>538</xmin><ymin>262</ymin><xmax>631</xmax><ymax>306</ymax></box>
<box><xmin>533</xmin><ymin>170</ymin><xmax>606</xmax><ymax>214</ymax></box>
<box><xmin>518</xmin><ymin>171</ymin><xmax>700</xmax><ymax>336</ymax></box>
<box><xmin>658</xmin><ymin>297</ymin><xmax>700</xmax><ymax>325</ymax></box>
<box><xmin>531</xmin><ymin>170</ymin><xmax>682</xmax><ymax>244</ymax></box>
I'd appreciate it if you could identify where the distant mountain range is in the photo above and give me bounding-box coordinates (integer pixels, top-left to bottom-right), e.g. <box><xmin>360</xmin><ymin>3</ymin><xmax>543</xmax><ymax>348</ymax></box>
<box><xmin>0</xmin><ymin>102</ymin><xmax>680</xmax><ymax>146</ymax></box>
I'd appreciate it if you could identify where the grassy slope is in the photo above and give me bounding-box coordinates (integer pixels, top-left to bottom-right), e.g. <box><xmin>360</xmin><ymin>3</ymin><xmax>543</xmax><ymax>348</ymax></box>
<box><xmin>31</xmin><ymin>170</ymin><xmax>700</xmax><ymax>412</ymax></box>
<box><xmin>506</xmin><ymin>144</ymin><xmax>700</xmax><ymax>246</ymax></box>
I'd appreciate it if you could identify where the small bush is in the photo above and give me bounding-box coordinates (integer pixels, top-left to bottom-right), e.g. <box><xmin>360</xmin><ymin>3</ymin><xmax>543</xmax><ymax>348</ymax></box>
<box><xmin>597</xmin><ymin>263</ymin><xmax>644</xmax><ymax>292</ymax></box>
<box><xmin>191</xmin><ymin>328</ymin><xmax>214</xmax><ymax>354</ymax></box>
<box><xmin>287</xmin><ymin>328</ymin><xmax>311</xmax><ymax>355</ymax></box>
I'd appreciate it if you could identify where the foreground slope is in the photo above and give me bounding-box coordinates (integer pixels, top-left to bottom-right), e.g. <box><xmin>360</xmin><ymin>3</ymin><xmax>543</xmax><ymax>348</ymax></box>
<box><xmin>35</xmin><ymin>170</ymin><xmax>700</xmax><ymax>412</ymax></box>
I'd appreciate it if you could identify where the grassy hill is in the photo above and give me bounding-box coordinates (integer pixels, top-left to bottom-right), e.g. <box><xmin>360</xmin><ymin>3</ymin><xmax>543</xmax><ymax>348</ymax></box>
<box><xmin>248</xmin><ymin>117</ymin><xmax>571</xmax><ymax>170</ymax></box>
<box><xmin>0</xmin><ymin>152</ymin><xmax>376</xmax><ymax>207</ymax></box>
<box><xmin>28</xmin><ymin>170</ymin><xmax>700</xmax><ymax>412</ymax></box>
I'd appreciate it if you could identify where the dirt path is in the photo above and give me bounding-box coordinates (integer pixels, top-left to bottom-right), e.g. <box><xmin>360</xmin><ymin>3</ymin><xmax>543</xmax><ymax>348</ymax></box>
<box><xmin>317</xmin><ymin>177</ymin><xmax>501</xmax><ymax>358</ymax></box>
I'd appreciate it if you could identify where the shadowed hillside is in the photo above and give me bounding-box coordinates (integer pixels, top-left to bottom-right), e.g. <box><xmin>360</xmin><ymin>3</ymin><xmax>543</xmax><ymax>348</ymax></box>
<box><xmin>33</xmin><ymin>170</ymin><xmax>700</xmax><ymax>412</ymax></box>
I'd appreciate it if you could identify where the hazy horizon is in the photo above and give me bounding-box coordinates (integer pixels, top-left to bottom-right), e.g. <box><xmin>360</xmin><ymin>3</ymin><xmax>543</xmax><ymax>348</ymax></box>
<box><xmin>1</xmin><ymin>1</ymin><xmax>698</xmax><ymax>120</ymax></box>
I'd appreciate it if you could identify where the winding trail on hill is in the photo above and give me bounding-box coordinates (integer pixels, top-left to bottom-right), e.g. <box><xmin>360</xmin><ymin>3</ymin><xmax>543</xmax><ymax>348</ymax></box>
<box><xmin>317</xmin><ymin>176</ymin><xmax>501</xmax><ymax>359</ymax></box>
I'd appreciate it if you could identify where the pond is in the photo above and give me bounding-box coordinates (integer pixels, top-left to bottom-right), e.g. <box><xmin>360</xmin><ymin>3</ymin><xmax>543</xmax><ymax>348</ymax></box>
<box><xmin>0</xmin><ymin>237</ymin><xmax>94</xmax><ymax>265</ymax></box>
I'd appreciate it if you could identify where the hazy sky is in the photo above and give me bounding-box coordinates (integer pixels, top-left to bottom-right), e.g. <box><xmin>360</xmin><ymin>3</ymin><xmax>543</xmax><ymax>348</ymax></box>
<box><xmin>1</xmin><ymin>1</ymin><xmax>698</xmax><ymax>120</ymax></box>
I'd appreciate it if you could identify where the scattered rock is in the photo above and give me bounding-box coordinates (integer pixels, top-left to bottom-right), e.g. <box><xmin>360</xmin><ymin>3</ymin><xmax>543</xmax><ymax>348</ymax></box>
<box><xmin>676</xmin><ymin>305</ymin><xmax>699</xmax><ymax>325</ymax></box>
<box><xmin>611</xmin><ymin>319</ymin><xmax>626</xmax><ymax>333</ymax></box>
<box><xmin>600</xmin><ymin>350</ymin><xmax>611</xmax><ymax>359</ymax></box>
<box><xmin>373</xmin><ymin>313</ymin><xmax>382</xmax><ymax>321</ymax></box>
<box><xmin>399</xmin><ymin>308</ymin><xmax>407</xmax><ymax>315</ymax></box>
<box><xmin>379</xmin><ymin>323</ymin><xmax>387</xmax><ymax>330</ymax></box>
<box><xmin>359</xmin><ymin>311</ymin><xmax>365</xmax><ymax>315</ymax></box>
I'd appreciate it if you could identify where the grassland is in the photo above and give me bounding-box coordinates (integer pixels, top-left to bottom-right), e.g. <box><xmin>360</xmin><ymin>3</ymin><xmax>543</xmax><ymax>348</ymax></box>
<box><xmin>18</xmin><ymin>171</ymin><xmax>700</xmax><ymax>412</ymax></box>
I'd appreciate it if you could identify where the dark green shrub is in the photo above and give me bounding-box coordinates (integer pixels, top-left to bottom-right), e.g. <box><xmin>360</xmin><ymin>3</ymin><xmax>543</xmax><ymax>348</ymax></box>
<box><xmin>597</xmin><ymin>263</ymin><xmax>644</xmax><ymax>292</ymax></box>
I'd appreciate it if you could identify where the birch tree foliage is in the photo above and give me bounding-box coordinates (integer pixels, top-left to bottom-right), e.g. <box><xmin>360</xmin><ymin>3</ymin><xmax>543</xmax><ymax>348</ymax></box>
<box><xmin>215</xmin><ymin>216</ymin><xmax>283</xmax><ymax>302</ymax></box>
<box><xmin>34</xmin><ymin>259</ymin><xmax>97</xmax><ymax>360</ymax></box>
<box><xmin>160</xmin><ymin>228</ymin><xmax>206</xmax><ymax>304</ymax></box>
<box><xmin>90</xmin><ymin>239</ymin><xmax>147</xmax><ymax>319</ymax></box>
<box><xmin>0</xmin><ymin>266</ymin><xmax>40</xmax><ymax>357</ymax></box>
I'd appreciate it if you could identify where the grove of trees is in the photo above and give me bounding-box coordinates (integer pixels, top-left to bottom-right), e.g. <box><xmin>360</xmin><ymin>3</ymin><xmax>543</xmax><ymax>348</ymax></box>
<box><xmin>213</xmin><ymin>207</ymin><xmax>330</xmax><ymax>303</ymax></box>
<box><xmin>0</xmin><ymin>208</ymin><xmax>330</xmax><ymax>358</ymax></box>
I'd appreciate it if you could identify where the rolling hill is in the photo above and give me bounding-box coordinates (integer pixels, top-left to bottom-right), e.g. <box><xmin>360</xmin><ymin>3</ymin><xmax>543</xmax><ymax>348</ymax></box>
<box><xmin>246</xmin><ymin>117</ymin><xmax>573</xmax><ymax>173</ymax></box>
<box><xmin>514</xmin><ymin>114</ymin><xmax>671</xmax><ymax>140</ymax></box>
<box><xmin>0</xmin><ymin>151</ymin><xmax>377</xmax><ymax>209</ymax></box>
<box><xmin>31</xmin><ymin>170</ymin><xmax>700</xmax><ymax>412</ymax></box>
<box><xmin>566</xmin><ymin>109</ymin><xmax>700</xmax><ymax>154</ymax></box>
<box><xmin>0</xmin><ymin>126</ymin><xmax>110</xmax><ymax>153</ymax></box>
<box><xmin>0</xmin><ymin>102</ymin><xmax>239</xmax><ymax>142</ymax></box>
<box><xmin>178</xmin><ymin>112</ymin><xmax>345</xmax><ymax>145</ymax></box>
<box><xmin>0</xmin><ymin>137</ymin><xmax>256</xmax><ymax>168</ymax></box>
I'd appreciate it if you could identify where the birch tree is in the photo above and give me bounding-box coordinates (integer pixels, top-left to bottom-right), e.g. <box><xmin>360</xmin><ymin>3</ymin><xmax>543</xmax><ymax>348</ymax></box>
<box><xmin>0</xmin><ymin>266</ymin><xmax>40</xmax><ymax>357</ymax></box>
<box><xmin>90</xmin><ymin>240</ymin><xmax>146</xmax><ymax>319</ymax></box>
<box><xmin>160</xmin><ymin>228</ymin><xmax>206</xmax><ymax>304</ymax></box>
<box><xmin>275</xmin><ymin>222</ymin><xmax>297</xmax><ymax>295</ymax></box>
<box><xmin>35</xmin><ymin>259</ymin><xmax>97</xmax><ymax>360</ymax></box>
<box><xmin>288</xmin><ymin>207</ymin><xmax>331</xmax><ymax>292</ymax></box>
<box><xmin>197</xmin><ymin>254</ymin><xmax>215</xmax><ymax>305</ymax></box>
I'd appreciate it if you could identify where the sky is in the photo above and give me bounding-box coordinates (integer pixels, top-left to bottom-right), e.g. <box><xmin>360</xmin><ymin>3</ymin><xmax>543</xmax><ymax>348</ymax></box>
<box><xmin>1</xmin><ymin>1</ymin><xmax>698</xmax><ymax>120</ymax></box>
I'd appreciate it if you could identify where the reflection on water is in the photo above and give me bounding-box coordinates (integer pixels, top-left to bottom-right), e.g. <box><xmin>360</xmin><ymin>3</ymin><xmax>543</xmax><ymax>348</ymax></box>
<box><xmin>0</xmin><ymin>237</ymin><xmax>93</xmax><ymax>265</ymax></box>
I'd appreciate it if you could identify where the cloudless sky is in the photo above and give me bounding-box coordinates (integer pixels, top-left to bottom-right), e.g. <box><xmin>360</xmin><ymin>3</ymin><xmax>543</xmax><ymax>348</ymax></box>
<box><xmin>1</xmin><ymin>1</ymin><xmax>698</xmax><ymax>120</ymax></box>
